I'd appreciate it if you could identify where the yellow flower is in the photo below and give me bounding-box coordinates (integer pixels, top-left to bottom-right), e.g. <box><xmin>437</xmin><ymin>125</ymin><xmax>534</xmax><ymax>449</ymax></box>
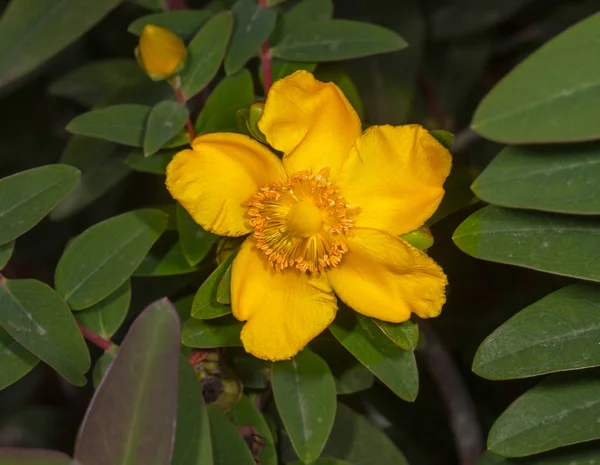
<box><xmin>166</xmin><ymin>71</ymin><xmax>452</xmax><ymax>361</ymax></box>
<box><xmin>135</xmin><ymin>24</ymin><xmax>186</xmax><ymax>80</ymax></box>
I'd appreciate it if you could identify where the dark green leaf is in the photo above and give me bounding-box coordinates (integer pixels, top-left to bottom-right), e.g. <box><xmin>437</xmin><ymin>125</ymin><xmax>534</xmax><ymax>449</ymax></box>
<box><xmin>373</xmin><ymin>319</ymin><xmax>419</xmax><ymax>351</ymax></box>
<box><xmin>330</xmin><ymin>310</ymin><xmax>419</xmax><ymax>401</ymax></box>
<box><xmin>474</xmin><ymin>283</ymin><xmax>600</xmax><ymax>379</ymax></box>
<box><xmin>478</xmin><ymin>444</ymin><xmax>600</xmax><ymax>464</ymax></box>
<box><xmin>453</xmin><ymin>206</ymin><xmax>600</xmax><ymax>282</ymax></box>
<box><xmin>128</xmin><ymin>10</ymin><xmax>212</xmax><ymax>41</ymax></box>
<box><xmin>229</xmin><ymin>395</ymin><xmax>277</xmax><ymax>465</ymax></box>
<box><xmin>73</xmin><ymin>282</ymin><xmax>131</xmax><ymax>339</ymax></box>
<box><xmin>320</xmin><ymin>403</ymin><xmax>409</xmax><ymax>464</ymax></box>
<box><xmin>0</xmin><ymin>0</ymin><xmax>122</xmax><ymax>88</ymax></box>
<box><xmin>0</xmin><ymin>326</ymin><xmax>39</xmax><ymax>390</ymax></box>
<box><xmin>50</xmin><ymin>59</ymin><xmax>145</xmax><ymax>107</ymax></box>
<box><xmin>290</xmin><ymin>460</ymin><xmax>350</xmax><ymax>465</ymax></box>
<box><xmin>229</xmin><ymin>350</ymin><xmax>270</xmax><ymax>389</ymax></box>
<box><xmin>135</xmin><ymin>241</ymin><xmax>199</xmax><ymax>276</ymax></box>
<box><xmin>191</xmin><ymin>251</ymin><xmax>237</xmax><ymax>319</ymax></box>
<box><xmin>472</xmin><ymin>12</ymin><xmax>600</xmax><ymax>143</ymax></box>
<box><xmin>181</xmin><ymin>12</ymin><xmax>233</xmax><ymax>100</ymax></box>
<box><xmin>216</xmin><ymin>264</ymin><xmax>231</xmax><ymax>305</ymax></box>
<box><xmin>144</xmin><ymin>101</ymin><xmax>189</xmax><ymax>156</ymax></box>
<box><xmin>50</xmin><ymin>136</ymin><xmax>130</xmax><ymax>221</ymax></box>
<box><xmin>207</xmin><ymin>406</ymin><xmax>256</xmax><ymax>465</ymax></box>
<box><xmin>194</xmin><ymin>69</ymin><xmax>254</xmax><ymax>134</ymax></box>
<box><xmin>0</xmin><ymin>279</ymin><xmax>90</xmax><ymax>386</ymax></box>
<box><xmin>67</xmin><ymin>104</ymin><xmax>151</xmax><ymax>147</ymax></box>
<box><xmin>178</xmin><ymin>204</ymin><xmax>218</xmax><ymax>267</ymax></box>
<box><xmin>182</xmin><ymin>315</ymin><xmax>243</xmax><ymax>348</ymax></box>
<box><xmin>488</xmin><ymin>370</ymin><xmax>600</xmax><ymax>457</ymax></box>
<box><xmin>125</xmin><ymin>149</ymin><xmax>176</xmax><ymax>175</ymax></box>
<box><xmin>285</xmin><ymin>0</ymin><xmax>333</xmax><ymax>22</ymax></box>
<box><xmin>74</xmin><ymin>298</ymin><xmax>181</xmax><ymax>465</ymax></box>
<box><xmin>473</xmin><ymin>143</ymin><xmax>600</xmax><ymax>214</ymax></box>
<box><xmin>0</xmin><ymin>165</ymin><xmax>80</xmax><ymax>245</ymax></box>
<box><xmin>92</xmin><ymin>350</ymin><xmax>115</xmax><ymax>389</ymax></box>
<box><xmin>55</xmin><ymin>209</ymin><xmax>168</xmax><ymax>309</ymax></box>
<box><xmin>172</xmin><ymin>357</ymin><xmax>213</xmax><ymax>465</ymax></box>
<box><xmin>271</xmin><ymin>20</ymin><xmax>407</xmax><ymax>62</ymax></box>
<box><xmin>429</xmin><ymin>130</ymin><xmax>455</xmax><ymax>150</ymax></box>
<box><xmin>270</xmin><ymin>60</ymin><xmax>316</xmax><ymax>84</ymax></box>
<box><xmin>224</xmin><ymin>0</ymin><xmax>276</xmax><ymax>75</ymax></box>
<box><xmin>0</xmin><ymin>448</ymin><xmax>74</xmax><ymax>465</ymax></box>
<box><xmin>0</xmin><ymin>241</ymin><xmax>14</xmax><ymax>269</ymax></box>
<box><xmin>272</xmin><ymin>349</ymin><xmax>337</xmax><ymax>462</ymax></box>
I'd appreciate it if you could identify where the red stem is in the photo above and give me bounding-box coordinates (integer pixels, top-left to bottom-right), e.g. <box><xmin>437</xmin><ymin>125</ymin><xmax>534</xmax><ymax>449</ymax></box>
<box><xmin>173</xmin><ymin>85</ymin><xmax>196</xmax><ymax>140</ymax></box>
<box><xmin>418</xmin><ymin>69</ymin><xmax>447</xmax><ymax>130</ymax></box>
<box><xmin>164</xmin><ymin>0</ymin><xmax>186</xmax><ymax>10</ymax></box>
<box><xmin>77</xmin><ymin>323</ymin><xmax>114</xmax><ymax>352</ymax></box>
<box><xmin>257</xmin><ymin>0</ymin><xmax>272</xmax><ymax>94</ymax></box>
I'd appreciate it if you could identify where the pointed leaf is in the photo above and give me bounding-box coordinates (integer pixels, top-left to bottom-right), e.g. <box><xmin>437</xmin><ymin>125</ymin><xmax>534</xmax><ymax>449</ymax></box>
<box><xmin>73</xmin><ymin>282</ymin><xmax>131</xmax><ymax>339</ymax></box>
<box><xmin>272</xmin><ymin>349</ymin><xmax>337</xmax><ymax>462</ymax></box>
<box><xmin>0</xmin><ymin>0</ymin><xmax>121</xmax><ymax>88</ymax></box>
<box><xmin>191</xmin><ymin>251</ymin><xmax>237</xmax><ymax>319</ymax></box>
<box><xmin>75</xmin><ymin>298</ymin><xmax>181</xmax><ymax>465</ymax></box>
<box><xmin>0</xmin><ymin>448</ymin><xmax>74</xmax><ymax>465</ymax></box>
<box><xmin>125</xmin><ymin>149</ymin><xmax>175</xmax><ymax>175</ymax></box>
<box><xmin>55</xmin><ymin>209</ymin><xmax>168</xmax><ymax>310</ymax></box>
<box><xmin>207</xmin><ymin>407</ymin><xmax>255</xmax><ymax>465</ymax></box>
<box><xmin>92</xmin><ymin>350</ymin><xmax>116</xmax><ymax>389</ymax></box>
<box><xmin>144</xmin><ymin>101</ymin><xmax>189</xmax><ymax>156</ymax></box>
<box><xmin>271</xmin><ymin>20</ymin><xmax>407</xmax><ymax>62</ymax></box>
<box><xmin>177</xmin><ymin>205</ymin><xmax>218</xmax><ymax>267</ymax></box>
<box><xmin>474</xmin><ymin>283</ymin><xmax>600</xmax><ymax>379</ymax></box>
<box><xmin>181</xmin><ymin>12</ymin><xmax>233</xmax><ymax>100</ymax></box>
<box><xmin>0</xmin><ymin>241</ymin><xmax>14</xmax><ymax>269</ymax></box>
<box><xmin>134</xmin><ymin>241</ymin><xmax>199</xmax><ymax>276</ymax></box>
<box><xmin>67</xmin><ymin>104</ymin><xmax>151</xmax><ymax>147</ymax></box>
<box><xmin>182</xmin><ymin>316</ymin><xmax>243</xmax><ymax>348</ymax></box>
<box><xmin>0</xmin><ymin>165</ymin><xmax>80</xmax><ymax>245</ymax></box>
<box><xmin>128</xmin><ymin>10</ymin><xmax>212</xmax><ymax>41</ymax></box>
<box><xmin>330</xmin><ymin>310</ymin><xmax>419</xmax><ymax>401</ymax></box>
<box><xmin>0</xmin><ymin>279</ymin><xmax>90</xmax><ymax>386</ymax></box>
<box><xmin>472</xmin><ymin>12</ymin><xmax>600</xmax><ymax>143</ymax></box>
<box><xmin>373</xmin><ymin>319</ymin><xmax>419</xmax><ymax>351</ymax></box>
<box><xmin>453</xmin><ymin>206</ymin><xmax>600</xmax><ymax>282</ymax></box>
<box><xmin>472</xmin><ymin>143</ymin><xmax>600</xmax><ymax>214</ymax></box>
<box><xmin>0</xmin><ymin>326</ymin><xmax>39</xmax><ymax>390</ymax></box>
<box><xmin>216</xmin><ymin>264</ymin><xmax>232</xmax><ymax>304</ymax></box>
<box><xmin>488</xmin><ymin>370</ymin><xmax>600</xmax><ymax>457</ymax></box>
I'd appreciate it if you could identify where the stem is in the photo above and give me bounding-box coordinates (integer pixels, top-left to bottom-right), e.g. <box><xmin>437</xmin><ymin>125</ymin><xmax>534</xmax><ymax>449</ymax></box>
<box><xmin>418</xmin><ymin>321</ymin><xmax>484</xmax><ymax>465</ymax></box>
<box><xmin>172</xmin><ymin>82</ymin><xmax>197</xmax><ymax>140</ymax></box>
<box><xmin>257</xmin><ymin>0</ymin><xmax>272</xmax><ymax>94</ymax></box>
<box><xmin>77</xmin><ymin>323</ymin><xmax>114</xmax><ymax>352</ymax></box>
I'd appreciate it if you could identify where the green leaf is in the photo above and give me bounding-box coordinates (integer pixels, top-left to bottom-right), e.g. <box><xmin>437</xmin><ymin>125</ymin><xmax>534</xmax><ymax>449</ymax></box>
<box><xmin>0</xmin><ymin>241</ymin><xmax>14</xmax><ymax>269</ymax></box>
<box><xmin>172</xmin><ymin>357</ymin><xmax>213</xmax><ymax>465</ymax></box>
<box><xmin>182</xmin><ymin>315</ymin><xmax>243</xmax><ymax>348</ymax></box>
<box><xmin>229</xmin><ymin>395</ymin><xmax>277</xmax><ymax>465</ymax></box>
<box><xmin>488</xmin><ymin>370</ymin><xmax>600</xmax><ymax>457</ymax></box>
<box><xmin>181</xmin><ymin>12</ymin><xmax>233</xmax><ymax>100</ymax></box>
<box><xmin>144</xmin><ymin>101</ymin><xmax>189</xmax><ymax>156</ymax></box>
<box><xmin>191</xmin><ymin>251</ymin><xmax>237</xmax><ymax>319</ymax></box>
<box><xmin>73</xmin><ymin>282</ymin><xmax>131</xmax><ymax>339</ymax></box>
<box><xmin>320</xmin><ymin>403</ymin><xmax>409</xmax><ymax>464</ymax></box>
<box><xmin>290</xmin><ymin>460</ymin><xmax>350</xmax><ymax>465</ymax></box>
<box><xmin>50</xmin><ymin>136</ymin><xmax>130</xmax><ymax>221</ymax></box>
<box><xmin>271</xmin><ymin>20</ymin><xmax>407</xmax><ymax>62</ymax></box>
<box><xmin>270</xmin><ymin>60</ymin><xmax>316</xmax><ymax>84</ymax></box>
<box><xmin>67</xmin><ymin>104</ymin><xmax>151</xmax><ymax>147</ymax></box>
<box><xmin>272</xmin><ymin>349</ymin><xmax>337</xmax><ymax>462</ymax></box>
<box><xmin>0</xmin><ymin>165</ymin><xmax>80</xmax><ymax>245</ymax></box>
<box><xmin>135</xmin><ymin>241</ymin><xmax>199</xmax><ymax>276</ymax></box>
<box><xmin>0</xmin><ymin>448</ymin><xmax>75</xmax><ymax>465</ymax></box>
<box><xmin>474</xmin><ymin>283</ymin><xmax>600</xmax><ymax>379</ymax></box>
<box><xmin>478</xmin><ymin>445</ymin><xmax>600</xmax><ymax>464</ymax></box>
<box><xmin>429</xmin><ymin>129</ymin><xmax>455</xmax><ymax>150</ymax></box>
<box><xmin>472</xmin><ymin>143</ymin><xmax>600</xmax><ymax>214</ymax></box>
<box><xmin>224</xmin><ymin>0</ymin><xmax>276</xmax><ymax>75</ymax></box>
<box><xmin>128</xmin><ymin>10</ymin><xmax>213</xmax><ymax>41</ymax></box>
<box><xmin>125</xmin><ymin>149</ymin><xmax>176</xmax><ymax>175</ymax></box>
<box><xmin>194</xmin><ymin>69</ymin><xmax>255</xmax><ymax>134</ymax></box>
<box><xmin>399</xmin><ymin>226</ymin><xmax>434</xmax><ymax>251</ymax></box>
<box><xmin>92</xmin><ymin>351</ymin><xmax>115</xmax><ymax>389</ymax></box>
<box><xmin>0</xmin><ymin>279</ymin><xmax>90</xmax><ymax>386</ymax></box>
<box><xmin>0</xmin><ymin>0</ymin><xmax>122</xmax><ymax>88</ymax></box>
<box><xmin>373</xmin><ymin>319</ymin><xmax>419</xmax><ymax>351</ymax></box>
<box><xmin>285</xmin><ymin>0</ymin><xmax>333</xmax><ymax>22</ymax></box>
<box><xmin>50</xmin><ymin>59</ymin><xmax>145</xmax><ymax>107</ymax></box>
<box><xmin>216</xmin><ymin>264</ymin><xmax>232</xmax><ymax>305</ymax></box>
<box><xmin>330</xmin><ymin>310</ymin><xmax>419</xmax><ymax>401</ymax></box>
<box><xmin>178</xmin><ymin>205</ymin><xmax>218</xmax><ymax>267</ymax></box>
<box><xmin>453</xmin><ymin>206</ymin><xmax>600</xmax><ymax>282</ymax></box>
<box><xmin>0</xmin><ymin>326</ymin><xmax>39</xmax><ymax>390</ymax></box>
<box><xmin>55</xmin><ymin>209</ymin><xmax>168</xmax><ymax>310</ymax></box>
<box><xmin>207</xmin><ymin>406</ymin><xmax>256</xmax><ymax>465</ymax></box>
<box><xmin>74</xmin><ymin>298</ymin><xmax>181</xmax><ymax>465</ymax></box>
<box><xmin>472</xmin><ymin>12</ymin><xmax>600</xmax><ymax>143</ymax></box>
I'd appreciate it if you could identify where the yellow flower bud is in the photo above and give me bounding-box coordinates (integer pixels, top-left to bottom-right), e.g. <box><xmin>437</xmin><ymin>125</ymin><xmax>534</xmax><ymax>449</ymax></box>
<box><xmin>135</xmin><ymin>24</ymin><xmax>187</xmax><ymax>80</ymax></box>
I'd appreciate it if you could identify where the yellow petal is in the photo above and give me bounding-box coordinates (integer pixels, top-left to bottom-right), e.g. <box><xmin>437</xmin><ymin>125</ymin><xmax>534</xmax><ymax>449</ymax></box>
<box><xmin>166</xmin><ymin>133</ymin><xmax>285</xmax><ymax>236</ymax></box>
<box><xmin>137</xmin><ymin>24</ymin><xmax>187</xmax><ymax>79</ymax></box>
<box><xmin>338</xmin><ymin>125</ymin><xmax>452</xmax><ymax>236</ymax></box>
<box><xmin>258</xmin><ymin>70</ymin><xmax>362</xmax><ymax>180</ymax></box>
<box><xmin>231</xmin><ymin>238</ymin><xmax>338</xmax><ymax>361</ymax></box>
<box><xmin>328</xmin><ymin>228</ymin><xmax>447</xmax><ymax>322</ymax></box>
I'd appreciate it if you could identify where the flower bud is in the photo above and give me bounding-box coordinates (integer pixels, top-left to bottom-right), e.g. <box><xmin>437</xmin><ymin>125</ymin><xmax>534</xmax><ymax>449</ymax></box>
<box><xmin>135</xmin><ymin>24</ymin><xmax>187</xmax><ymax>80</ymax></box>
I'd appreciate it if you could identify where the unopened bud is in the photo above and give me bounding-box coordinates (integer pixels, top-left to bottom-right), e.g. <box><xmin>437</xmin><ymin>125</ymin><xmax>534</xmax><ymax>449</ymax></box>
<box><xmin>135</xmin><ymin>24</ymin><xmax>186</xmax><ymax>81</ymax></box>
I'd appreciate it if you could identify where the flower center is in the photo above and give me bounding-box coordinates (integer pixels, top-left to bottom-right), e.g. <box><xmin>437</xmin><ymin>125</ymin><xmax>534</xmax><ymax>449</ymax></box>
<box><xmin>248</xmin><ymin>168</ymin><xmax>356</xmax><ymax>273</ymax></box>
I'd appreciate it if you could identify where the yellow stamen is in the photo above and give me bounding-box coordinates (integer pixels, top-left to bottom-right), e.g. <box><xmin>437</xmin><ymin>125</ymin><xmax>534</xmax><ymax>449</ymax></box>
<box><xmin>248</xmin><ymin>168</ymin><xmax>356</xmax><ymax>273</ymax></box>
